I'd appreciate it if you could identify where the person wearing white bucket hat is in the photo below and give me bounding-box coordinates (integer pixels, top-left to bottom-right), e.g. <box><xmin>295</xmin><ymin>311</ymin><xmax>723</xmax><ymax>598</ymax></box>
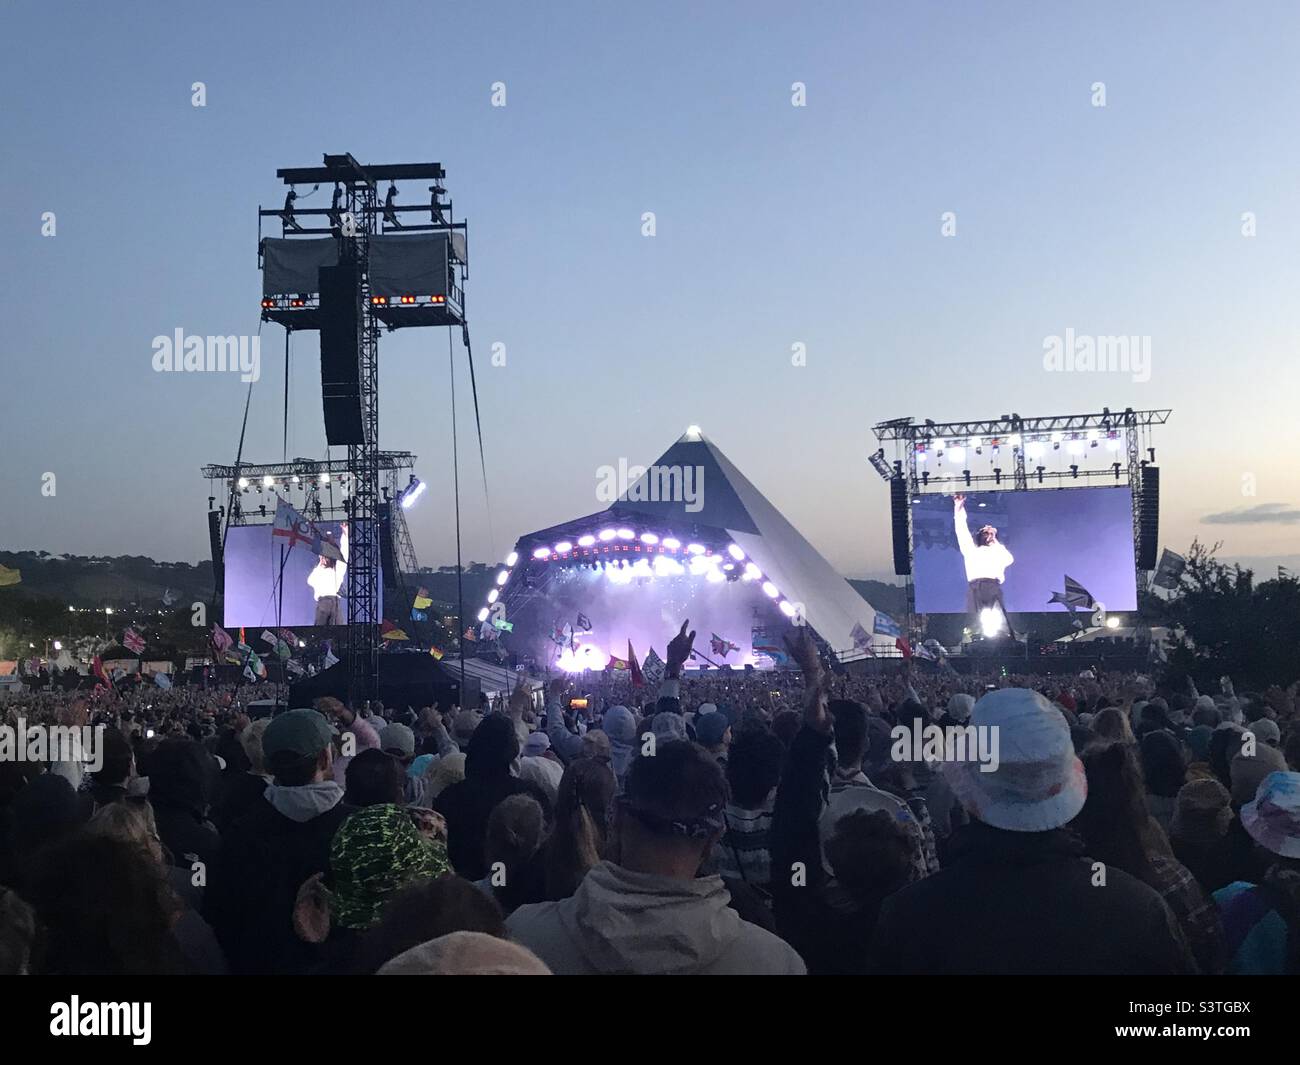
<box><xmin>870</xmin><ymin>688</ymin><xmax>1196</xmax><ymax>974</ymax></box>
<box><xmin>1213</xmin><ymin>771</ymin><xmax>1300</xmax><ymax>974</ymax></box>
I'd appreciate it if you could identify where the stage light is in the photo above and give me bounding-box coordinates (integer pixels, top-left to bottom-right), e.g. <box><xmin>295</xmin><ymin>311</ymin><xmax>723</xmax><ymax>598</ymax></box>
<box><xmin>320</xmin><ymin>473</ymin><xmax>330</xmax><ymax>483</ymax></box>
<box><xmin>487</xmin><ymin>589</ymin><xmax>499</xmax><ymax>604</ymax></box>
<box><xmin>688</xmin><ymin>555</ymin><xmax>713</xmax><ymax>576</ymax></box>
<box><xmin>969</xmin><ymin>437</ymin><xmax>981</xmax><ymax>449</ymax></box>
<box><xmin>237</xmin><ymin>477</ymin><xmax>249</xmax><ymax>489</ymax></box>
<box><xmin>105</xmin><ymin>608</ymin><xmax>114</xmax><ymax>616</ymax></box>
<box><xmin>1026</xmin><ymin>442</ymin><xmax>1044</xmax><ymax>460</ymax></box>
<box><xmin>616</xmin><ymin>528</ymin><xmax>634</xmax><ymax>540</ymax></box>
<box><xmin>506</xmin><ymin>551</ymin><xmax>519</xmax><ymax>566</ymax></box>
<box><xmin>727</xmin><ymin>544</ymin><xmax>745</xmax><ymax>561</ymax></box>
<box><xmin>868</xmin><ymin>448</ymin><xmax>893</xmax><ymax>481</ymax></box>
<box><xmin>1106</xmin><ymin>615</ymin><xmax>1121</xmax><ymax>629</ymax></box>
<box><xmin>262</xmin><ymin>476</ymin><xmax>274</xmax><ymax>487</ymax></box>
<box><xmin>400</xmin><ymin>480</ymin><xmax>427</xmax><ymax>509</ymax></box>
<box><xmin>259</xmin><ymin>505</ymin><xmax>267</xmax><ymax>518</ymax></box>
<box><xmin>654</xmin><ymin>555</ymin><xmax>685</xmax><ymax>576</ymax></box>
<box><xmin>706</xmin><ymin>567</ymin><xmax>726</xmax><ymax>584</ymax></box>
<box><xmin>662</xmin><ymin>537</ymin><xmax>681</xmax><ymax>550</ymax></box>
<box><xmin>598</xmin><ymin>529</ymin><xmax>616</xmax><ymax>542</ymax></box>
<box><xmin>993</xmin><ymin>468</ymin><xmax>1003</xmax><ymax>485</ymax></box>
<box><xmin>686</xmin><ymin>424</ymin><xmax>702</xmax><ymax>439</ymax></box>
<box><xmin>1086</xmin><ymin>429</ymin><xmax>1099</xmax><ymax>442</ymax></box>
<box><xmin>555</xmin><ymin>541</ymin><xmax>573</xmax><ymax>554</ymax></box>
<box><xmin>744</xmin><ymin>562</ymin><xmax>762</xmax><ymax>580</ymax></box>
<box><xmin>298</xmin><ymin>640</ymin><xmax>306</xmax><ymax>648</ymax></box>
<box><xmin>979</xmin><ymin>608</ymin><xmax>1004</xmax><ymax>637</ymax></box>
<box><xmin>1106</xmin><ymin>437</ymin><xmax>1123</xmax><ymax>453</ymax></box>
<box><xmin>778</xmin><ymin>600</ymin><xmax>797</xmax><ymax>617</ymax></box>
<box><xmin>53</xmin><ymin>640</ymin><xmax>62</xmax><ymax>651</ymax></box>
<box><xmin>916</xmin><ymin>449</ymin><xmax>927</xmax><ymax>462</ymax></box>
<box><xmin>640</xmin><ymin>532</ymin><xmax>659</xmax><ymax>545</ymax></box>
<box><xmin>1008</xmin><ymin>434</ymin><xmax>1022</xmax><ymax>447</ymax></box>
<box><xmin>1067</xmin><ymin>439</ymin><xmax>1085</xmax><ymax>455</ymax></box>
<box><xmin>1069</xmin><ymin>465</ymin><xmax>1080</xmax><ymax>479</ymax></box>
<box><xmin>291</xmin><ymin>475</ymin><xmax>300</xmax><ymax>484</ymax></box>
<box><xmin>1050</xmin><ymin>432</ymin><xmax>1063</xmax><ymax>444</ymax></box>
<box><xmin>1036</xmin><ymin>465</ymin><xmax>1045</xmax><ymax>484</ymax></box>
<box><xmin>686</xmin><ymin>543</ymin><xmax>705</xmax><ymax>555</ymax></box>
<box><xmin>532</xmin><ymin>547</ymin><xmax>551</xmax><ymax>560</ymax></box>
<box><xmin>963</xmin><ymin>470</ymin><xmax>972</xmax><ymax>487</ymax></box>
<box><xmin>577</xmin><ymin>536</ymin><xmax>595</xmax><ymax>548</ymax></box>
<box><xmin>947</xmin><ymin>446</ymin><xmax>965</xmax><ymax>463</ymax></box>
<box><xmin>496</xmin><ymin>570</ymin><xmax>510</xmax><ymax>585</ymax></box>
<box><xmin>476</xmin><ymin>608</ymin><xmax>489</xmax><ymax>623</ymax></box>
<box><xmin>762</xmin><ymin>581</ymin><xmax>779</xmax><ymax>598</ymax></box>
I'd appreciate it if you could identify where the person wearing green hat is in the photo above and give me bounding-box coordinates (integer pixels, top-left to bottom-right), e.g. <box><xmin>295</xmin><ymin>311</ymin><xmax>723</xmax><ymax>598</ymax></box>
<box><xmin>291</xmin><ymin>804</ymin><xmax>451</xmax><ymax>972</ymax></box>
<box><xmin>205</xmin><ymin>709</ymin><xmax>354</xmax><ymax>974</ymax></box>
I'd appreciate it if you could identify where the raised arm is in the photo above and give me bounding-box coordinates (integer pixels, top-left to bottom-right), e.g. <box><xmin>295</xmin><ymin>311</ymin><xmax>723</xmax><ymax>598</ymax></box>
<box><xmin>953</xmin><ymin>494</ymin><xmax>975</xmax><ymax>558</ymax></box>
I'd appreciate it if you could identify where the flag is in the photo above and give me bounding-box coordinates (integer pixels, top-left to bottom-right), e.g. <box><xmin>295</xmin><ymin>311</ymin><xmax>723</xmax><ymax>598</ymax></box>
<box><xmin>413</xmin><ymin>587</ymin><xmax>433</xmax><ymax>610</ymax></box>
<box><xmin>278</xmin><ymin>628</ymin><xmax>298</xmax><ymax>645</ymax></box>
<box><xmin>0</xmin><ymin>564</ymin><xmax>21</xmax><ymax>587</ymax></box>
<box><xmin>411</xmin><ymin>608</ymin><xmax>428</xmax><ymax>622</ymax></box>
<box><xmin>915</xmin><ymin>642</ymin><xmax>937</xmax><ymax>662</ymax></box>
<box><xmin>92</xmin><ymin>655</ymin><xmax>111</xmax><ymax>689</ymax></box>
<box><xmin>576</xmin><ymin>612</ymin><xmax>592</xmax><ymax>632</ymax></box>
<box><xmin>429</xmin><ymin>646</ymin><xmax>444</xmax><ymax>661</ymax></box>
<box><xmin>464</xmin><ymin>626</ymin><xmax>477</xmax><ymax>642</ymax></box>
<box><xmin>271</xmin><ymin>496</ymin><xmax>343</xmax><ymax>561</ymax></box>
<box><xmin>122</xmin><ymin>627</ymin><xmax>145</xmax><ymax>654</ymax></box>
<box><xmin>922</xmin><ymin>638</ymin><xmax>946</xmax><ymax>661</ymax></box>
<box><xmin>850</xmin><ymin>621</ymin><xmax>872</xmax><ymax>651</ymax></box>
<box><xmin>607</xmin><ymin>654</ymin><xmax>629</xmax><ymax>671</ymax></box>
<box><xmin>1153</xmin><ymin>549</ymin><xmax>1187</xmax><ymax>590</ymax></box>
<box><xmin>162</xmin><ymin>588</ymin><xmax>177</xmax><ymax>606</ymax></box>
<box><xmin>285</xmin><ymin>658</ymin><xmax>305</xmax><ymax>676</ymax></box>
<box><xmin>245</xmin><ymin>650</ymin><xmax>266</xmax><ymax>679</ymax></box>
<box><xmin>323</xmin><ymin>646</ymin><xmax>340</xmax><ymax>670</ymax></box>
<box><xmin>872</xmin><ymin>612</ymin><xmax>902</xmax><ymax>638</ymax></box>
<box><xmin>260</xmin><ymin>629</ymin><xmax>278</xmax><ymax>647</ymax></box>
<box><xmin>154</xmin><ymin>672</ymin><xmax>173</xmax><ymax>689</ymax></box>
<box><xmin>211</xmin><ymin>624</ymin><xmax>233</xmax><ymax>655</ymax></box>
<box><xmin>274</xmin><ymin>639</ymin><xmax>292</xmax><ymax>660</ymax></box>
<box><xmin>895</xmin><ymin>637</ymin><xmax>913</xmax><ymax>660</ymax></box>
<box><xmin>642</xmin><ymin>647</ymin><xmax>666</xmax><ymax>685</ymax></box>
<box><xmin>710</xmin><ymin>633</ymin><xmax>738</xmax><ymax>657</ymax></box>
<box><xmin>629</xmin><ymin>640</ymin><xmax>646</xmax><ymax>688</ymax></box>
<box><xmin>1048</xmin><ymin>575</ymin><xmax>1095</xmax><ymax>610</ymax></box>
<box><xmin>381</xmin><ymin>620</ymin><xmax>409</xmax><ymax>641</ymax></box>
<box><xmin>751</xmin><ymin>622</ymin><xmax>791</xmax><ymax>667</ymax></box>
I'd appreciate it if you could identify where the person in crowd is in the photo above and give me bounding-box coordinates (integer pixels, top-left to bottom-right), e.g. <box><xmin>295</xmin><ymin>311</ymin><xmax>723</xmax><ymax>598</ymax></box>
<box><xmin>1092</xmin><ymin>706</ymin><xmax>1136</xmax><ymax>745</ymax></box>
<box><xmin>317</xmin><ymin>696</ymin><xmax>380</xmax><ymax>785</ymax></box>
<box><xmin>599</xmin><ymin>704</ymin><xmax>638</xmax><ymax>789</ymax></box>
<box><xmin>292</xmin><ymin>803</ymin><xmax>450</xmax><ymax>972</ymax></box>
<box><xmin>2</xmin><ymin>773</ymin><xmax>88</xmax><ymax>892</ymax></box>
<box><xmin>694</xmin><ymin>708</ymin><xmax>732</xmax><ymax>769</ymax></box>
<box><xmin>26</xmin><ymin>830</ymin><xmax>189</xmax><ymax>974</ymax></box>
<box><xmin>518</xmin><ymin>731</ymin><xmax>564</xmax><ymax>804</ymax></box>
<box><xmin>1213</xmin><ymin>771</ymin><xmax>1300</xmax><ymax>974</ymax></box>
<box><xmin>140</xmin><ymin>738</ymin><xmax>221</xmax><ymax>875</ymax></box>
<box><xmin>212</xmin><ymin>718</ymin><xmax>272</xmax><ymax>834</ymax></box>
<box><xmin>544</xmin><ymin>756</ymin><xmax>617</xmax><ymax>901</ymax></box>
<box><xmin>1139</xmin><ymin>729</ymin><xmax>1187</xmax><ymax>836</ymax></box>
<box><xmin>476</xmin><ymin>794</ymin><xmax>548</xmax><ymax>915</ymax></box>
<box><xmin>871</xmin><ymin>689</ymin><xmax>1197</xmax><ymax>974</ymax></box>
<box><xmin>356</xmin><ymin>874</ymin><xmax>506</xmax><ymax>972</ymax></box>
<box><xmin>0</xmin><ymin>886</ymin><xmax>36</xmax><ymax>974</ymax></box>
<box><xmin>507</xmin><ymin>740</ymin><xmax>806</xmax><ymax>974</ymax></box>
<box><xmin>1170</xmin><ymin>777</ymin><xmax>1238</xmax><ymax>894</ymax></box>
<box><xmin>88</xmin><ymin>800</ymin><xmax>227</xmax><ymax>974</ymax></box>
<box><xmin>88</xmin><ymin>726</ymin><xmax>136</xmax><ymax>812</ymax></box>
<box><xmin>1075</xmin><ymin>741</ymin><xmax>1224</xmax><ymax>973</ymax></box>
<box><xmin>205</xmin><ymin>708</ymin><xmax>353</xmax><ymax>975</ymax></box>
<box><xmin>712</xmin><ymin>727</ymin><xmax>782</xmax><ymax>891</ymax></box>
<box><xmin>425</xmin><ymin>751</ymin><xmax>467</xmax><ymax>801</ymax></box>
<box><xmin>378</xmin><ymin>930</ymin><xmax>551</xmax><ymax>975</ymax></box>
<box><xmin>379</xmin><ymin>723</ymin><xmax>431</xmax><ymax>807</ymax></box>
<box><xmin>344</xmin><ymin>748</ymin><xmax>408</xmax><ymax>808</ymax></box>
<box><xmin>433</xmin><ymin>712</ymin><xmax>549</xmax><ymax>879</ymax></box>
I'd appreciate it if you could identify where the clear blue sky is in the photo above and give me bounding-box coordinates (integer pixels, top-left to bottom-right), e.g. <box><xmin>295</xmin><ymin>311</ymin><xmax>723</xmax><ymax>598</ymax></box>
<box><xmin>2</xmin><ymin>0</ymin><xmax>1297</xmax><ymax>580</ymax></box>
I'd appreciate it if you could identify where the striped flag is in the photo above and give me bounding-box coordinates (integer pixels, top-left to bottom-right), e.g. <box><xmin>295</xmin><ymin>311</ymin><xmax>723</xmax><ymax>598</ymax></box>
<box><xmin>872</xmin><ymin>612</ymin><xmax>902</xmax><ymax>638</ymax></box>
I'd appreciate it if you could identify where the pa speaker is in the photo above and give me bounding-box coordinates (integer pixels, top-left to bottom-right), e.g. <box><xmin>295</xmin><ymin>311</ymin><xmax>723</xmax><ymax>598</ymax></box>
<box><xmin>377</xmin><ymin>502</ymin><xmax>397</xmax><ymax>597</ymax></box>
<box><xmin>319</xmin><ymin>263</ymin><xmax>362</xmax><ymax>445</ymax></box>
<box><xmin>890</xmin><ymin>478</ymin><xmax>911</xmax><ymax>575</ymax></box>
<box><xmin>1137</xmin><ymin>466</ymin><xmax>1159</xmax><ymax>570</ymax></box>
<box><xmin>207</xmin><ymin>509</ymin><xmax>224</xmax><ymax>595</ymax></box>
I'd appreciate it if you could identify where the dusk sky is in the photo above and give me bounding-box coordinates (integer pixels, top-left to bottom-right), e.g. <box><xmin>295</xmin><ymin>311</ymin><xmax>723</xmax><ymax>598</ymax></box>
<box><xmin>3</xmin><ymin>0</ymin><xmax>1298</xmax><ymax>581</ymax></box>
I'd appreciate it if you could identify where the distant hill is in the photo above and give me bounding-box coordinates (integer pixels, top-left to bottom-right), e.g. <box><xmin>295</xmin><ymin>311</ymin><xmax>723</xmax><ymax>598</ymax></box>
<box><xmin>0</xmin><ymin>550</ymin><xmax>214</xmax><ymax>608</ymax></box>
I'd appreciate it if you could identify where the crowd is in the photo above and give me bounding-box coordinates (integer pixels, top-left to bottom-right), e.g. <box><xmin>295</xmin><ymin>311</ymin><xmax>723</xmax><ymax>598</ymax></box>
<box><xmin>0</xmin><ymin>620</ymin><xmax>1298</xmax><ymax>976</ymax></box>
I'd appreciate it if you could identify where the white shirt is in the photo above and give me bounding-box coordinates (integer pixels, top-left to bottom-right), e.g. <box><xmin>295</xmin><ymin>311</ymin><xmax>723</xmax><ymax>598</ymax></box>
<box><xmin>307</xmin><ymin>526</ymin><xmax>348</xmax><ymax>599</ymax></box>
<box><xmin>955</xmin><ymin>510</ymin><xmax>1013</xmax><ymax>582</ymax></box>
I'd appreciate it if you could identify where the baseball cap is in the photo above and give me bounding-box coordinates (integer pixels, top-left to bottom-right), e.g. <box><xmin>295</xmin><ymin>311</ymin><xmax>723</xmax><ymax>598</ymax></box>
<box><xmin>379</xmin><ymin>723</ymin><xmax>416</xmax><ymax>758</ymax></box>
<box><xmin>263</xmin><ymin>708</ymin><xmax>335</xmax><ymax>762</ymax></box>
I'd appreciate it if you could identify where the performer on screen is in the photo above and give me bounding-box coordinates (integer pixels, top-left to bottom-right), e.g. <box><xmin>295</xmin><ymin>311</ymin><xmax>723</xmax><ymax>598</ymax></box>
<box><xmin>308</xmin><ymin>522</ymin><xmax>348</xmax><ymax>626</ymax></box>
<box><xmin>952</xmin><ymin>494</ymin><xmax>1017</xmax><ymax>638</ymax></box>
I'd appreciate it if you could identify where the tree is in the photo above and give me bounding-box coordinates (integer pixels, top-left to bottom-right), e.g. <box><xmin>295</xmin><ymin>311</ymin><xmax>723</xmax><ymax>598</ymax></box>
<box><xmin>1162</xmin><ymin>540</ymin><xmax>1300</xmax><ymax>690</ymax></box>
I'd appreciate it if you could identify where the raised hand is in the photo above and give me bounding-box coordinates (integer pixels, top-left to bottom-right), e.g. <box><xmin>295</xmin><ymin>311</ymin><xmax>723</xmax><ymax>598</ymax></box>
<box><xmin>954</xmin><ymin>493</ymin><xmax>966</xmax><ymax>511</ymax></box>
<box><xmin>666</xmin><ymin>619</ymin><xmax>696</xmax><ymax>674</ymax></box>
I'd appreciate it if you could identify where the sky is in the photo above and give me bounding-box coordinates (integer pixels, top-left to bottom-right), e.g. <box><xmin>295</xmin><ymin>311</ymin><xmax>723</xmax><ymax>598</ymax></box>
<box><xmin>2</xmin><ymin>0</ymin><xmax>1298</xmax><ymax>582</ymax></box>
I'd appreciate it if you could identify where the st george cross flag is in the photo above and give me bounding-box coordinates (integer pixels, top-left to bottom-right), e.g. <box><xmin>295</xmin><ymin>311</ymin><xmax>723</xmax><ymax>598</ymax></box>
<box><xmin>123</xmin><ymin>627</ymin><xmax>145</xmax><ymax>654</ymax></box>
<box><xmin>1048</xmin><ymin>575</ymin><xmax>1095</xmax><ymax>610</ymax></box>
<box><xmin>271</xmin><ymin>496</ymin><xmax>343</xmax><ymax>561</ymax></box>
<box><xmin>872</xmin><ymin>612</ymin><xmax>902</xmax><ymax>638</ymax></box>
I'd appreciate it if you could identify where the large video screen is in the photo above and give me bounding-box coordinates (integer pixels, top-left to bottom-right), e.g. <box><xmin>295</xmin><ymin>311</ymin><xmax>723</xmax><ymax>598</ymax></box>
<box><xmin>911</xmin><ymin>487</ymin><xmax>1137</xmax><ymax>614</ymax></box>
<box><xmin>223</xmin><ymin>521</ymin><xmax>381</xmax><ymax>628</ymax></box>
